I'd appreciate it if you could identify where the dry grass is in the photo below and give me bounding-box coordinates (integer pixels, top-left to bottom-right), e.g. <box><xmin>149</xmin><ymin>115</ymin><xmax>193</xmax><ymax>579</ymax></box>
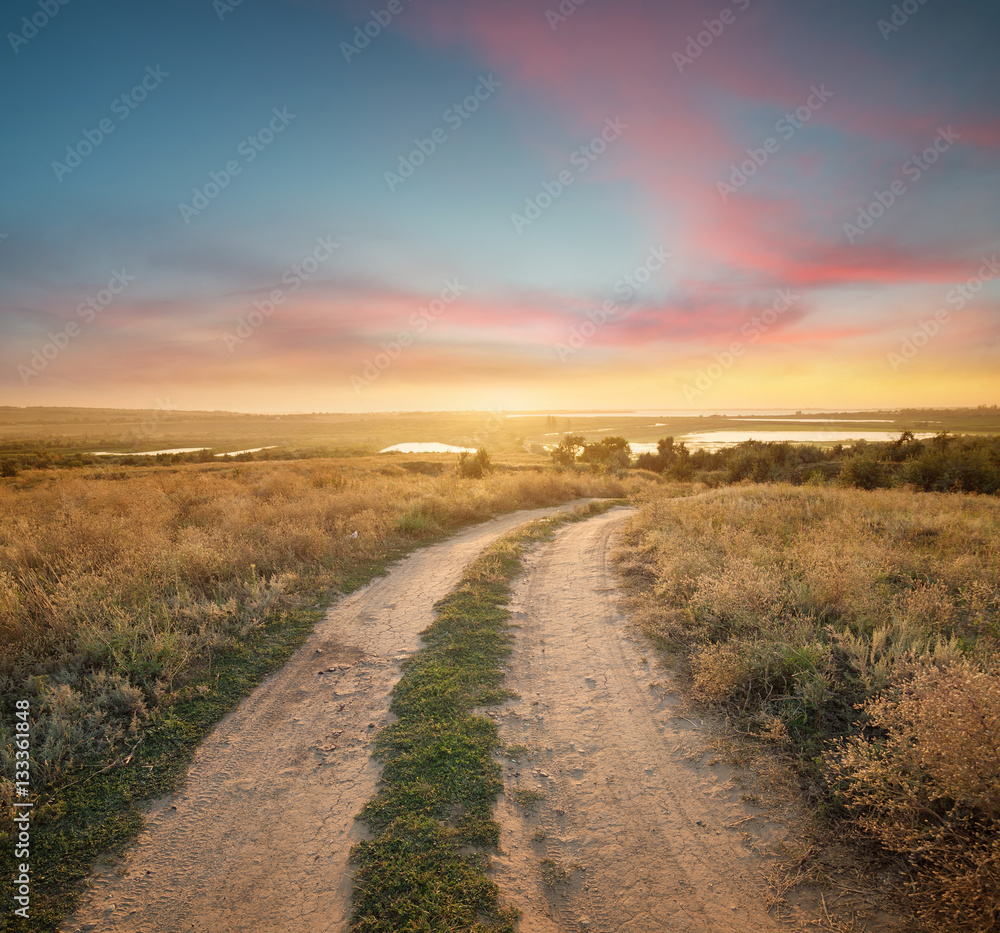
<box><xmin>615</xmin><ymin>483</ymin><xmax>1000</xmax><ymax>932</ymax></box>
<box><xmin>0</xmin><ymin>458</ymin><xmax>648</xmax><ymax>792</ymax></box>
<box><xmin>827</xmin><ymin>658</ymin><xmax>1000</xmax><ymax>931</ymax></box>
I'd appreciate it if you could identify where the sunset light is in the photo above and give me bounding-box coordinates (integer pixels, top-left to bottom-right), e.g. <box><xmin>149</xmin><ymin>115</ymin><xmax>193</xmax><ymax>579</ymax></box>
<box><xmin>2</xmin><ymin>0</ymin><xmax>997</xmax><ymax>413</ymax></box>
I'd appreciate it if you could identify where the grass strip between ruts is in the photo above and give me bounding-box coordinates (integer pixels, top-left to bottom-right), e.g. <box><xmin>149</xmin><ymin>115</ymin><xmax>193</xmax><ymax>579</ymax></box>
<box><xmin>349</xmin><ymin>500</ymin><xmax>621</xmax><ymax>932</ymax></box>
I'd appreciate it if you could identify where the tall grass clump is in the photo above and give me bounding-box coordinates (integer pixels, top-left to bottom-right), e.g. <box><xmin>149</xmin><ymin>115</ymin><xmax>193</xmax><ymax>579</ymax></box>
<box><xmin>827</xmin><ymin>658</ymin><xmax>999</xmax><ymax>930</ymax></box>
<box><xmin>615</xmin><ymin>484</ymin><xmax>1000</xmax><ymax>931</ymax></box>
<box><xmin>0</xmin><ymin>457</ymin><xmax>648</xmax><ymax>928</ymax></box>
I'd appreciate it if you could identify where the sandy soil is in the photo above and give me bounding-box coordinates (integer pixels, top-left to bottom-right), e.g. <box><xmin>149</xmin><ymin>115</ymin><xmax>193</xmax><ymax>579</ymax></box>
<box><xmin>62</xmin><ymin>501</ymin><xmax>899</xmax><ymax>933</ymax></box>
<box><xmin>490</xmin><ymin>507</ymin><xmax>803</xmax><ymax>932</ymax></box>
<box><xmin>61</xmin><ymin>500</ymin><xmax>596</xmax><ymax>933</ymax></box>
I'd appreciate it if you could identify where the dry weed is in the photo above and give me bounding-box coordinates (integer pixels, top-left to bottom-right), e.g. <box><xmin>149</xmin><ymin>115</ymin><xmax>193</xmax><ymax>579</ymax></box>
<box><xmin>0</xmin><ymin>459</ymin><xmax>648</xmax><ymax>784</ymax></box>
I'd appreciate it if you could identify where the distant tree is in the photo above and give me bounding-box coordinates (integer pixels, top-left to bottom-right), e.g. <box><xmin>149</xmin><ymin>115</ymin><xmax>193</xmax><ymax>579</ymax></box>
<box><xmin>551</xmin><ymin>434</ymin><xmax>586</xmax><ymax>467</ymax></box>
<box><xmin>666</xmin><ymin>442</ymin><xmax>693</xmax><ymax>480</ymax></box>
<box><xmin>636</xmin><ymin>436</ymin><xmax>677</xmax><ymax>473</ymax></box>
<box><xmin>579</xmin><ymin>436</ymin><xmax>631</xmax><ymax>470</ymax></box>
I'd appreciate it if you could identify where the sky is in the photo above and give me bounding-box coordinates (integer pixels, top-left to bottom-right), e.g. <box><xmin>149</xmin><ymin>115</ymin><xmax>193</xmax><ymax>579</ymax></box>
<box><xmin>1</xmin><ymin>0</ymin><xmax>998</xmax><ymax>414</ymax></box>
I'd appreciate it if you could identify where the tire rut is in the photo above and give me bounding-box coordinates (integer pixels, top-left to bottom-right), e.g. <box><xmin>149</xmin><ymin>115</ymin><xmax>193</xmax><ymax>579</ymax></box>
<box><xmin>60</xmin><ymin>500</ymin><xmax>599</xmax><ymax>933</ymax></box>
<box><xmin>493</xmin><ymin>507</ymin><xmax>801</xmax><ymax>933</ymax></box>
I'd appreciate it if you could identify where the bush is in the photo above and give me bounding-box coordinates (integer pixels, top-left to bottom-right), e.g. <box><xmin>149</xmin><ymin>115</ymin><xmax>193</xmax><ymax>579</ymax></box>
<box><xmin>839</xmin><ymin>455</ymin><xmax>887</xmax><ymax>490</ymax></box>
<box><xmin>457</xmin><ymin>448</ymin><xmax>494</xmax><ymax>479</ymax></box>
<box><xmin>826</xmin><ymin>660</ymin><xmax>1000</xmax><ymax>932</ymax></box>
<box><xmin>692</xmin><ymin>639</ymin><xmax>829</xmax><ymax>710</ymax></box>
<box><xmin>625</xmin><ymin>432</ymin><xmax>1000</xmax><ymax>496</ymax></box>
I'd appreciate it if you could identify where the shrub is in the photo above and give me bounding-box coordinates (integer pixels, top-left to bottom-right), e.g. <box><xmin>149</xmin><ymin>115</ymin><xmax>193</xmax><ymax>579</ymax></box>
<box><xmin>397</xmin><ymin>505</ymin><xmax>442</xmax><ymax>536</ymax></box>
<box><xmin>839</xmin><ymin>455</ymin><xmax>887</xmax><ymax>490</ymax></box>
<box><xmin>458</xmin><ymin>447</ymin><xmax>494</xmax><ymax>479</ymax></box>
<box><xmin>692</xmin><ymin>639</ymin><xmax>829</xmax><ymax>709</ymax></box>
<box><xmin>579</xmin><ymin>436</ymin><xmax>632</xmax><ymax>471</ymax></box>
<box><xmin>826</xmin><ymin>660</ymin><xmax>1000</xmax><ymax>932</ymax></box>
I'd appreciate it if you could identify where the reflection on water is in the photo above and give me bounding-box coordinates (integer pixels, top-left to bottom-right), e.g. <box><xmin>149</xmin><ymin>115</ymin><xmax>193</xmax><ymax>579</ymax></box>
<box><xmin>509</xmin><ymin>408</ymin><xmax>895</xmax><ymax>419</ymax></box>
<box><xmin>614</xmin><ymin>430</ymin><xmax>935</xmax><ymax>455</ymax></box>
<box><xmin>215</xmin><ymin>446</ymin><xmax>278</xmax><ymax>457</ymax></box>
<box><xmin>92</xmin><ymin>447</ymin><xmax>208</xmax><ymax>456</ymax></box>
<box><xmin>682</xmin><ymin>430</ymin><xmax>933</xmax><ymax>447</ymax></box>
<box><xmin>379</xmin><ymin>442</ymin><xmax>476</xmax><ymax>454</ymax></box>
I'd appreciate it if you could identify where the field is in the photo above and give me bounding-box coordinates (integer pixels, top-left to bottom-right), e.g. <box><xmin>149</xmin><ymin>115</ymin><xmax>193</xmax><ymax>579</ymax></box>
<box><xmin>0</xmin><ymin>455</ymin><xmax>650</xmax><ymax>929</ymax></box>
<box><xmin>615</xmin><ymin>484</ymin><xmax>1000</xmax><ymax>931</ymax></box>
<box><xmin>1</xmin><ymin>421</ymin><xmax>998</xmax><ymax>931</ymax></box>
<box><xmin>2</xmin><ymin>405</ymin><xmax>999</xmax><ymax>463</ymax></box>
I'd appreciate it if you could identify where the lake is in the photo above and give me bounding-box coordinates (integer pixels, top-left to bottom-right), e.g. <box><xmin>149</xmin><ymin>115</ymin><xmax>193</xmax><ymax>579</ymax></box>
<box><xmin>380</xmin><ymin>443</ymin><xmax>477</xmax><ymax>454</ymax></box>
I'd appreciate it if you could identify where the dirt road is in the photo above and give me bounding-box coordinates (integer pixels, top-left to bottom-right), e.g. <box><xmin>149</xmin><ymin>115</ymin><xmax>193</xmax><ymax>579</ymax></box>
<box><xmin>63</xmin><ymin>502</ymin><xmax>803</xmax><ymax>933</ymax></box>
<box><xmin>61</xmin><ymin>501</ymin><xmax>597</xmax><ymax>933</ymax></box>
<box><xmin>491</xmin><ymin>507</ymin><xmax>796</xmax><ymax>932</ymax></box>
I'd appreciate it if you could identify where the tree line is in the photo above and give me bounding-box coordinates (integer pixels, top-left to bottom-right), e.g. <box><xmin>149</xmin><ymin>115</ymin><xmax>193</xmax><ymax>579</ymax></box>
<box><xmin>551</xmin><ymin>431</ymin><xmax>1000</xmax><ymax>494</ymax></box>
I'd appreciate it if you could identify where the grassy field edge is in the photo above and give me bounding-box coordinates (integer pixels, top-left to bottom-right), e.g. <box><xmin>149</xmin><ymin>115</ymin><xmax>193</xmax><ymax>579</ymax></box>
<box><xmin>0</xmin><ymin>487</ymin><xmax>625</xmax><ymax>933</ymax></box>
<box><xmin>612</xmin><ymin>483</ymin><xmax>1000</xmax><ymax>932</ymax></box>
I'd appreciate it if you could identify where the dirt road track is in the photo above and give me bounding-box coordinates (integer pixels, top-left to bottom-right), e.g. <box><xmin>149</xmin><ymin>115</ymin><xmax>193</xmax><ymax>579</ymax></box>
<box><xmin>492</xmin><ymin>507</ymin><xmax>795</xmax><ymax>932</ymax></box>
<box><xmin>61</xmin><ymin>500</ymin><xmax>596</xmax><ymax>933</ymax></box>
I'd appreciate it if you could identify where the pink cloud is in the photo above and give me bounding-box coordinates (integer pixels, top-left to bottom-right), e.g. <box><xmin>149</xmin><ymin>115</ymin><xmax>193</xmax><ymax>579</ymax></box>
<box><xmin>396</xmin><ymin>0</ymin><xmax>997</xmax><ymax>294</ymax></box>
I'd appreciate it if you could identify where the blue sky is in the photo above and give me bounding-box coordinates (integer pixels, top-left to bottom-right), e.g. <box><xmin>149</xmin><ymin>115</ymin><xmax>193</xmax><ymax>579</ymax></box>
<box><xmin>1</xmin><ymin>0</ymin><xmax>998</xmax><ymax>412</ymax></box>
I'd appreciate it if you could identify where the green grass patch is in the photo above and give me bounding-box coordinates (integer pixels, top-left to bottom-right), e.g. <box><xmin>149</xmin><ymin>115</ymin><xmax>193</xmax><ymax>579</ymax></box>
<box><xmin>350</xmin><ymin>501</ymin><xmax>621</xmax><ymax>932</ymax></box>
<box><xmin>509</xmin><ymin>789</ymin><xmax>546</xmax><ymax>812</ymax></box>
